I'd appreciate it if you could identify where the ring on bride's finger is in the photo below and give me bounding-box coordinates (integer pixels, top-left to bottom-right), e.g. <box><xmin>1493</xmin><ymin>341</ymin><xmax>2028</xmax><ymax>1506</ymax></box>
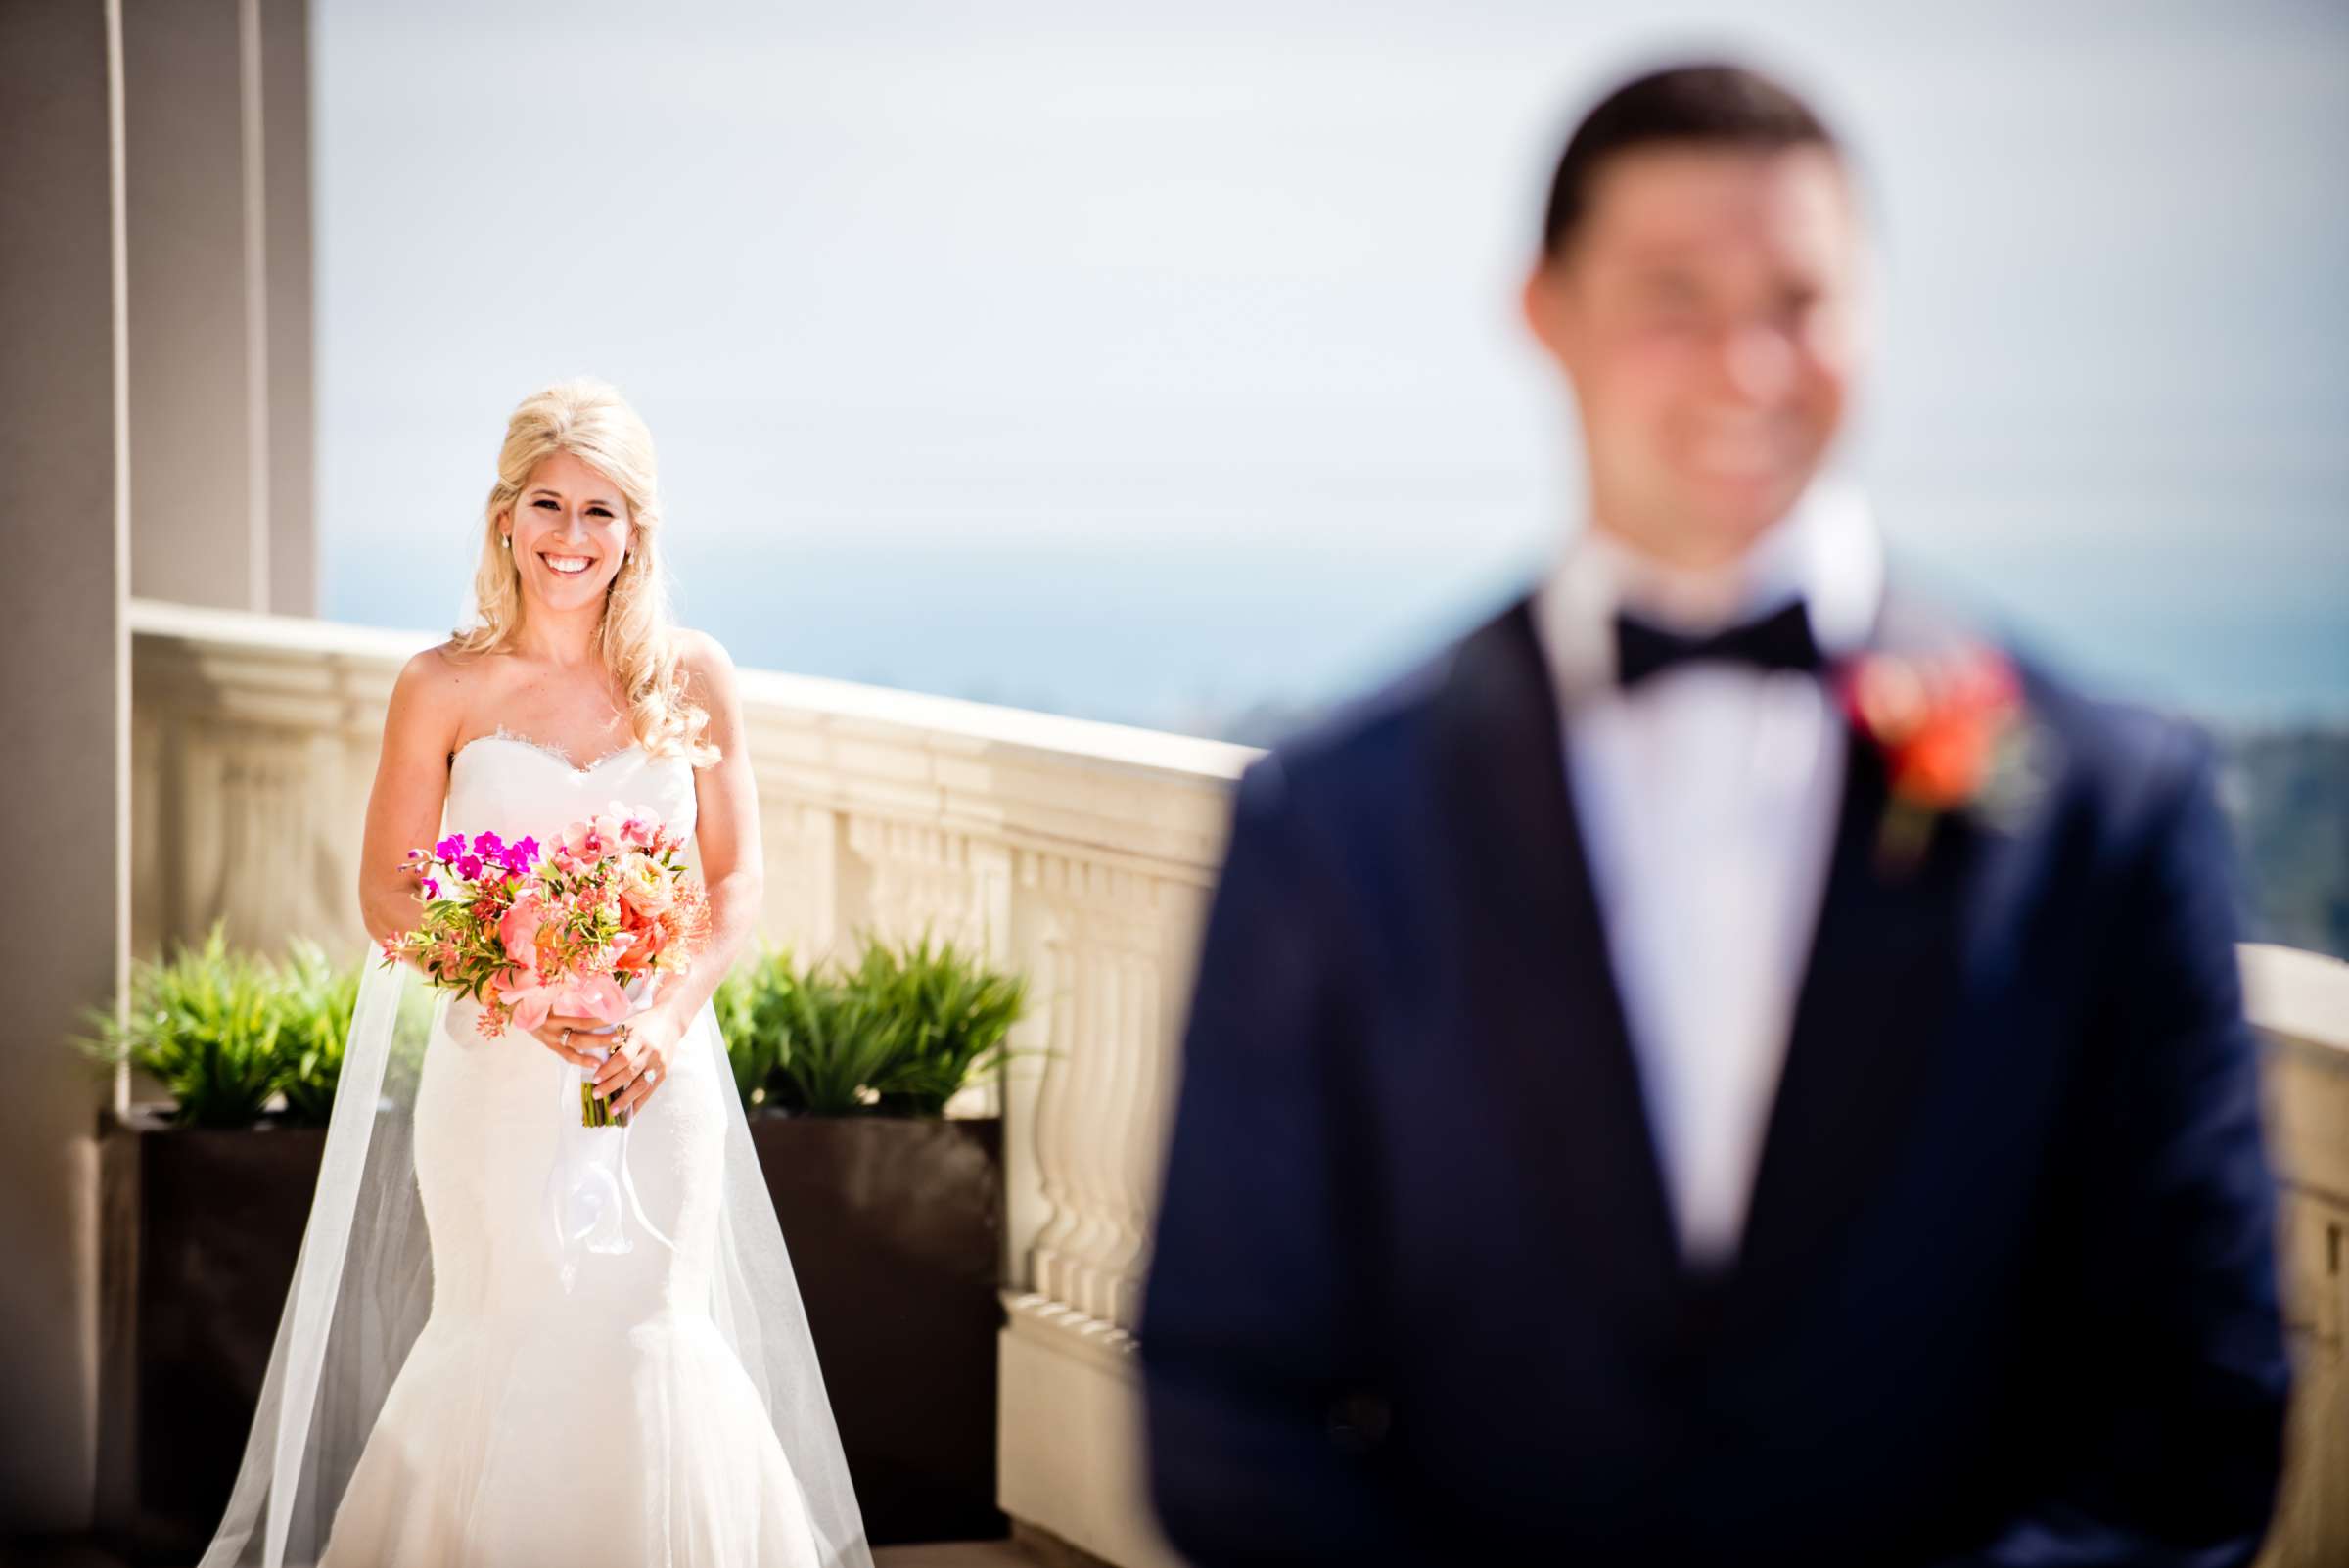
<box><xmin>560</xmin><ymin>1027</ymin><xmax>573</xmax><ymax>1050</ymax></box>
<box><xmin>646</xmin><ymin>1066</ymin><xmax>658</xmax><ymax>1084</ymax></box>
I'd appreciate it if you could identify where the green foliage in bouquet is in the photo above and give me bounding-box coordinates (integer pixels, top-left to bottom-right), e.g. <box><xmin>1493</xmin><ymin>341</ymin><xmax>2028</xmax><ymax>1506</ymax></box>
<box><xmin>80</xmin><ymin>926</ymin><xmax>392</xmax><ymax>1129</ymax></box>
<box><xmin>718</xmin><ymin>934</ymin><xmax>1029</xmax><ymax>1118</ymax></box>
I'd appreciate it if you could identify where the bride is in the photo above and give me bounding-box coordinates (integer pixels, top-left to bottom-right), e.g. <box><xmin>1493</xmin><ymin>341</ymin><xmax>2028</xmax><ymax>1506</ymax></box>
<box><xmin>198</xmin><ymin>379</ymin><xmax>872</xmax><ymax>1567</ymax></box>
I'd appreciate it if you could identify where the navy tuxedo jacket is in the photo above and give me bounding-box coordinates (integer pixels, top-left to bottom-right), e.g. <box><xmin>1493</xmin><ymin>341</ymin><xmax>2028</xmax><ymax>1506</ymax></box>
<box><xmin>1139</xmin><ymin>591</ymin><xmax>2288</xmax><ymax>1567</ymax></box>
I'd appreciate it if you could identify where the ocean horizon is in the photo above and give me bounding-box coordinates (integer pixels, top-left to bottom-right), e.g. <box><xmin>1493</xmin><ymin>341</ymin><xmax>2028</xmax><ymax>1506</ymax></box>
<box><xmin>324</xmin><ymin>523</ymin><xmax>2349</xmax><ymax>744</ymax></box>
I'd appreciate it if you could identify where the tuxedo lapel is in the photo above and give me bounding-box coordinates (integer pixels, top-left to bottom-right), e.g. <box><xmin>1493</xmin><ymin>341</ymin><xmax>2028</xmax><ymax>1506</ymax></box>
<box><xmin>1430</xmin><ymin>587</ymin><xmax>2028</xmax><ymax>1337</ymax></box>
<box><xmin>1730</xmin><ymin>588</ymin><xmax>1995</xmax><ymax>1316</ymax></box>
<box><xmin>1433</xmin><ymin>597</ymin><xmax>1684</xmax><ymax>1313</ymax></box>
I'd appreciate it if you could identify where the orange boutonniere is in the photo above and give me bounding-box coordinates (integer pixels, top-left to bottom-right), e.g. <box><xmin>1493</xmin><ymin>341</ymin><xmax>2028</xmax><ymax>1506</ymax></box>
<box><xmin>1837</xmin><ymin>644</ymin><xmax>2034</xmax><ymax>875</ymax></box>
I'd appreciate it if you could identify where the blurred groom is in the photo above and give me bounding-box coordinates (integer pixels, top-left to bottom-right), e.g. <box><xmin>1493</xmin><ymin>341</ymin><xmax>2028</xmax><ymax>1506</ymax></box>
<box><xmin>1140</xmin><ymin>62</ymin><xmax>2287</xmax><ymax>1567</ymax></box>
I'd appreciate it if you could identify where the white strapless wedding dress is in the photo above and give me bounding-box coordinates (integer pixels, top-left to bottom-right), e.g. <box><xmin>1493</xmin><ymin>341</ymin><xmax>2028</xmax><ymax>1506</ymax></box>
<box><xmin>316</xmin><ymin>733</ymin><xmax>830</xmax><ymax>1567</ymax></box>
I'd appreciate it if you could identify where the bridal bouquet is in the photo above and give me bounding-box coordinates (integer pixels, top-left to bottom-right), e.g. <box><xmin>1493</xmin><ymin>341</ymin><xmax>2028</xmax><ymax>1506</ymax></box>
<box><xmin>382</xmin><ymin>805</ymin><xmax>712</xmax><ymax>1127</ymax></box>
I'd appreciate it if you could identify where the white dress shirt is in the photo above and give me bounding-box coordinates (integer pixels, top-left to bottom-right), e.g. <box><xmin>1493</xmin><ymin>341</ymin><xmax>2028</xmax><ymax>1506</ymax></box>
<box><xmin>1529</xmin><ymin>477</ymin><xmax>1886</xmax><ymax>1268</ymax></box>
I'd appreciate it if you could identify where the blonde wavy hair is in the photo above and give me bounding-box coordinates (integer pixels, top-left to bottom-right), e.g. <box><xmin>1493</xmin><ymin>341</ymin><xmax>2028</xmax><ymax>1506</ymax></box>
<box><xmin>452</xmin><ymin>378</ymin><xmax>716</xmax><ymax>765</ymax></box>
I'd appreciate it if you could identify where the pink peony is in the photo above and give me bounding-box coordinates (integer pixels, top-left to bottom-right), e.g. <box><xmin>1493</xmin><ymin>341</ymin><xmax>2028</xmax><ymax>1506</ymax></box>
<box><xmin>497</xmin><ymin>894</ymin><xmax>548</xmax><ymax>973</ymax></box>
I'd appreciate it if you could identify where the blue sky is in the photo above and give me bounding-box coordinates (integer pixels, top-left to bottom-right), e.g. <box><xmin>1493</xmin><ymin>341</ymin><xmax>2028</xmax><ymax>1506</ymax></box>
<box><xmin>314</xmin><ymin>1</ymin><xmax>2349</xmax><ymax>731</ymax></box>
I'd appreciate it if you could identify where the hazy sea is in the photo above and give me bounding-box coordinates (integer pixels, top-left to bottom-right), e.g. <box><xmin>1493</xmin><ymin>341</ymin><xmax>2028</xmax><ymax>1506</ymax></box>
<box><xmin>323</xmin><ymin>511</ymin><xmax>2349</xmax><ymax>962</ymax></box>
<box><xmin>327</xmin><ymin>527</ymin><xmax>2349</xmax><ymax>744</ymax></box>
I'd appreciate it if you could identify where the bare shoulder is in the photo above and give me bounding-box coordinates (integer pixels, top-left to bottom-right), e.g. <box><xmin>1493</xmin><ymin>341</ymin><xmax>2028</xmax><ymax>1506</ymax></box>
<box><xmin>385</xmin><ymin>640</ymin><xmax>475</xmax><ymax>752</ymax></box>
<box><xmin>670</xmin><ymin>626</ymin><xmax>740</xmax><ymax>696</ymax></box>
<box><xmin>394</xmin><ymin>638</ymin><xmax>466</xmax><ymax>689</ymax></box>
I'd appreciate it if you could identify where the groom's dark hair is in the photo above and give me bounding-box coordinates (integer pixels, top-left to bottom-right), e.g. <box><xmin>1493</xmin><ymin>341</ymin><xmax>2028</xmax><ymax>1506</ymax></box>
<box><xmin>1542</xmin><ymin>62</ymin><xmax>1843</xmax><ymax>259</ymax></box>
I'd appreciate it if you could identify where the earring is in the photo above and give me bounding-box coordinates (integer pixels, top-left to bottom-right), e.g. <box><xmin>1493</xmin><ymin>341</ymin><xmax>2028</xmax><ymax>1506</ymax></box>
<box><xmin>500</xmin><ymin>533</ymin><xmax>512</xmax><ymax>550</ymax></box>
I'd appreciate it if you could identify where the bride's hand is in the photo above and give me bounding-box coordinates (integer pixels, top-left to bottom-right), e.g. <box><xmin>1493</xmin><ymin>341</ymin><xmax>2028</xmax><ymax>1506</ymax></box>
<box><xmin>592</xmin><ymin>1009</ymin><xmax>682</xmax><ymax>1120</ymax></box>
<box><xmin>528</xmin><ymin>1012</ymin><xmax>610</xmax><ymax>1070</ymax></box>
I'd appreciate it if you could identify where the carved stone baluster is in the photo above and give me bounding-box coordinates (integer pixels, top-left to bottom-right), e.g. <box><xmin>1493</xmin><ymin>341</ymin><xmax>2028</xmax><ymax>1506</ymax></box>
<box><xmin>1038</xmin><ymin>908</ymin><xmax>1091</xmax><ymax>1303</ymax></box>
<box><xmin>1106</xmin><ymin>936</ymin><xmax>1168</xmax><ymax>1331</ymax></box>
<box><xmin>1058</xmin><ymin>916</ymin><xmax>1123</xmax><ymax>1318</ymax></box>
<box><xmin>1075</xmin><ymin>938</ymin><xmax>1140</xmax><ymax>1327</ymax></box>
<box><xmin>1016</xmin><ymin>855</ymin><xmax>1176</xmax><ymax>1329</ymax></box>
<box><xmin>1026</xmin><ymin>853</ymin><xmax>1098</xmax><ymax>1307</ymax></box>
<box><xmin>208</xmin><ymin>726</ymin><xmax>320</xmax><ymax>951</ymax></box>
<box><xmin>847</xmin><ymin>814</ymin><xmax>985</xmax><ymax>957</ymax></box>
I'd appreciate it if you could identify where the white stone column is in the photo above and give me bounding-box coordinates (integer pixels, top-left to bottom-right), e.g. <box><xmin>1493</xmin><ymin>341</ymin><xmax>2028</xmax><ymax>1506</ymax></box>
<box><xmin>122</xmin><ymin>0</ymin><xmax>313</xmax><ymax>616</ymax></box>
<box><xmin>0</xmin><ymin>0</ymin><xmax>131</xmax><ymax>1529</ymax></box>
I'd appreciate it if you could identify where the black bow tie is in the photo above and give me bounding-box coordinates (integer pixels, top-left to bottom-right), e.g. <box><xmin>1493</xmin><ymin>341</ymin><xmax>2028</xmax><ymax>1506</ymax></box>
<box><xmin>1613</xmin><ymin>598</ymin><xmax>1823</xmax><ymax>690</ymax></box>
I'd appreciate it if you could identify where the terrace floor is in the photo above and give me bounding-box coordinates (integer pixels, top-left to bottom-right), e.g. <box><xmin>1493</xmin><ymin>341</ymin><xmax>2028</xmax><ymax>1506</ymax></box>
<box><xmin>0</xmin><ymin>1538</ymin><xmax>1046</xmax><ymax>1568</ymax></box>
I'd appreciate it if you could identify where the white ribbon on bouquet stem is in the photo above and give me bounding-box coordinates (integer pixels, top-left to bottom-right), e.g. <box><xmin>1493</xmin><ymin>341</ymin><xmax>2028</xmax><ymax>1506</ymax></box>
<box><xmin>540</xmin><ymin>975</ymin><xmax>675</xmax><ymax>1290</ymax></box>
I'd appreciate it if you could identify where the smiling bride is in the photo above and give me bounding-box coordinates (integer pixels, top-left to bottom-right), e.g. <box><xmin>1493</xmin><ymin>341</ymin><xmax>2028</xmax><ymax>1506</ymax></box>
<box><xmin>196</xmin><ymin>379</ymin><xmax>872</xmax><ymax>1568</ymax></box>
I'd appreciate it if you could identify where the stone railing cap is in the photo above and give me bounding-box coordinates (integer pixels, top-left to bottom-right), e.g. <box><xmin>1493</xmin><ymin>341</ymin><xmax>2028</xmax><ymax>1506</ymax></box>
<box><xmin>2242</xmin><ymin>942</ymin><xmax>2349</xmax><ymax>1056</ymax></box>
<box><xmin>128</xmin><ymin>597</ymin><xmax>1259</xmax><ymax>786</ymax></box>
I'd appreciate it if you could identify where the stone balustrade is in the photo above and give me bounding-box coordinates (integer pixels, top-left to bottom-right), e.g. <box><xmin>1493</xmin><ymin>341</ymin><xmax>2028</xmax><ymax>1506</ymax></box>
<box><xmin>2247</xmin><ymin>944</ymin><xmax>2349</xmax><ymax>1567</ymax></box>
<box><xmin>127</xmin><ymin>595</ymin><xmax>1238</xmax><ymax>1568</ymax></box>
<box><xmin>127</xmin><ymin>598</ymin><xmax>2345</xmax><ymax>1568</ymax></box>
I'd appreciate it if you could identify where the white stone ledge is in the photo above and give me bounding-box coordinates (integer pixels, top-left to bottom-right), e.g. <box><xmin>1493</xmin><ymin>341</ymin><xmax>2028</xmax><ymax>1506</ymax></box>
<box><xmin>1002</xmin><ymin>1290</ymin><xmax>1141</xmax><ymax>1374</ymax></box>
<box><xmin>129</xmin><ymin>595</ymin><xmax>438</xmax><ymax>663</ymax></box>
<box><xmin>130</xmin><ymin>597</ymin><xmax>1257</xmax><ymax>871</ymax></box>
<box><xmin>2244</xmin><ymin>943</ymin><xmax>2349</xmax><ymax>1057</ymax></box>
<box><xmin>731</xmin><ymin>666</ymin><xmax>1255</xmax><ymax>787</ymax></box>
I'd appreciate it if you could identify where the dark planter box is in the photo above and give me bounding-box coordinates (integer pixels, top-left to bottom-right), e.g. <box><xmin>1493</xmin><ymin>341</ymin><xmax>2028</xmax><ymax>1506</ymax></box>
<box><xmin>98</xmin><ymin>1106</ymin><xmax>1004</xmax><ymax>1555</ymax></box>
<box><xmin>98</xmin><ymin>1106</ymin><xmax>328</xmax><ymax>1561</ymax></box>
<box><xmin>749</xmin><ymin>1112</ymin><xmax>1007</xmax><ymax>1545</ymax></box>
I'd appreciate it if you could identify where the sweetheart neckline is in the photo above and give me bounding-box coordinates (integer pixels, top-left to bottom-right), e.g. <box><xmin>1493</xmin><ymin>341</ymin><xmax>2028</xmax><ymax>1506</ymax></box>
<box><xmin>448</xmin><ymin>728</ymin><xmax>651</xmax><ymax>778</ymax></box>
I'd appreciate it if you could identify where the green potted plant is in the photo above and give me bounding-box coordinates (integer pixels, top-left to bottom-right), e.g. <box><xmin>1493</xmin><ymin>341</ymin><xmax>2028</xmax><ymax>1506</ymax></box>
<box><xmin>272</xmin><ymin>939</ymin><xmax>361</xmax><ymax>1127</ymax></box>
<box><xmin>718</xmin><ymin>933</ymin><xmax>1028</xmax><ymax>1546</ymax></box>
